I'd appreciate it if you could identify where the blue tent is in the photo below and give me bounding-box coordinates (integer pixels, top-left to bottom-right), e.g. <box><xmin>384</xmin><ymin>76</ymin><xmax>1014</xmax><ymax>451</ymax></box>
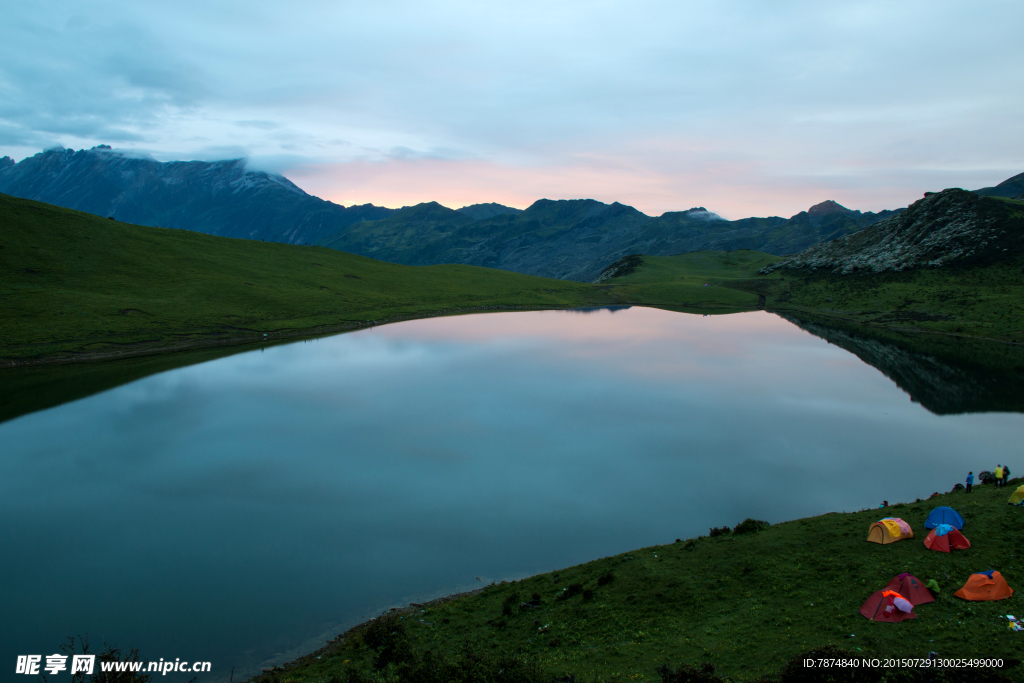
<box><xmin>924</xmin><ymin>506</ymin><xmax>965</xmax><ymax>530</ymax></box>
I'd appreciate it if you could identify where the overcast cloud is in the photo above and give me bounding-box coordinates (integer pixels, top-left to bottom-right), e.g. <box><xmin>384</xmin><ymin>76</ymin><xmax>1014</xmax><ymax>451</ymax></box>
<box><xmin>1</xmin><ymin>0</ymin><xmax>1022</xmax><ymax>217</ymax></box>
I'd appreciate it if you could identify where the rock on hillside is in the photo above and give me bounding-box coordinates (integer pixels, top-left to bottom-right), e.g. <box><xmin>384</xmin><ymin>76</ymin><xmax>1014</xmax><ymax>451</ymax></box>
<box><xmin>0</xmin><ymin>146</ymin><xmax>394</xmax><ymax>244</ymax></box>
<box><xmin>760</xmin><ymin>189</ymin><xmax>1024</xmax><ymax>275</ymax></box>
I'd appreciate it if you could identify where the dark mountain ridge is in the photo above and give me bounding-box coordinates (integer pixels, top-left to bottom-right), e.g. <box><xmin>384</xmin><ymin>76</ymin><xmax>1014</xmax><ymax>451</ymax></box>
<box><xmin>0</xmin><ymin>146</ymin><xmax>395</xmax><ymax>244</ymax></box>
<box><xmin>8</xmin><ymin>145</ymin><xmax>1017</xmax><ymax>281</ymax></box>
<box><xmin>317</xmin><ymin>196</ymin><xmax>898</xmax><ymax>280</ymax></box>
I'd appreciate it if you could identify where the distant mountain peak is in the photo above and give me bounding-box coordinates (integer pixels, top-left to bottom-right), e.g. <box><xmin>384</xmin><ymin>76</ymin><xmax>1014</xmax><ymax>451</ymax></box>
<box><xmin>807</xmin><ymin>200</ymin><xmax>852</xmax><ymax>216</ymax></box>
<box><xmin>680</xmin><ymin>207</ymin><xmax>724</xmax><ymax>220</ymax></box>
<box><xmin>457</xmin><ymin>202</ymin><xmax>523</xmax><ymax>221</ymax></box>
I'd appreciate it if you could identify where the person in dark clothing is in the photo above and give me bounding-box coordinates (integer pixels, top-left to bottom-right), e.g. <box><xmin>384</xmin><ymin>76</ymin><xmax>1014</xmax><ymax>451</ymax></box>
<box><xmin>1004</xmin><ymin>465</ymin><xmax>1012</xmax><ymax>486</ymax></box>
<box><xmin>966</xmin><ymin>471</ymin><xmax>974</xmax><ymax>493</ymax></box>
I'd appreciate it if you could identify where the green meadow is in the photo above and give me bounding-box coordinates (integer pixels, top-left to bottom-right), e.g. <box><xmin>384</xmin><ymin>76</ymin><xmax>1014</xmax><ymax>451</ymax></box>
<box><xmin>258</xmin><ymin>482</ymin><xmax>1024</xmax><ymax>683</ymax></box>
<box><xmin>0</xmin><ymin>194</ymin><xmax>605</xmax><ymax>363</ymax></box>
<box><xmin>597</xmin><ymin>249</ymin><xmax>1024</xmax><ymax>347</ymax></box>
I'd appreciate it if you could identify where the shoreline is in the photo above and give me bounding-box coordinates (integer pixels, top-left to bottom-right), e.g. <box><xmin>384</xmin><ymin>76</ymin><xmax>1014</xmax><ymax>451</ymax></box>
<box><xmin>241</xmin><ymin>480</ymin><xmax>1024</xmax><ymax>683</ymax></box>
<box><xmin>0</xmin><ymin>304</ymin><xmax>589</xmax><ymax>369</ymax></box>
<box><xmin>7</xmin><ymin>301</ymin><xmax>1021</xmax><ymax>370</ymax></box>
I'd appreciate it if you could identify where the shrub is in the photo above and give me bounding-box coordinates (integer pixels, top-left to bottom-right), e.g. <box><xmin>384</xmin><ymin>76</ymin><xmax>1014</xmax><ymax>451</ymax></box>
<box><xmin>362</xmin><ymin>613</ymin><xmax>413</xmax><ymax>669</ymax></box>
<box><xmin>708</xmin><ymin>526</ymin><xmax>731</xmax><ymax>537</ymax></box>
<box><xmin>596</xmin><ymin>572</ymin><xmax>614</xmax><ymax>586</ymax></box>
<box><xmin>980</xmin><ymin>470</ymin><xmax>997</xmax><ymax>484</ymax></box>
<box><xmin>733</xmin><ymin>518</ymin><xmax>770</xmax><ymax>535</ymax></box>
<box><xmin>502</xmin><ymin>592</ymin><xmax>520</xmax><ymax>617</ymax></box>
<box><xmin>556</xmin><ymin>583</ymin><xmax>584</xmax><ymax>600</ymax></box>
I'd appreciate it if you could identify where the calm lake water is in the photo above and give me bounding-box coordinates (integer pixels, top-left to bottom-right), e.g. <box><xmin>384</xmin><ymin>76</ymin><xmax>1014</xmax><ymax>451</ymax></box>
<box><xmin>3</xmin><ymin>307</ymin><xmax>1022</xmax><ymax>680</ymax></box>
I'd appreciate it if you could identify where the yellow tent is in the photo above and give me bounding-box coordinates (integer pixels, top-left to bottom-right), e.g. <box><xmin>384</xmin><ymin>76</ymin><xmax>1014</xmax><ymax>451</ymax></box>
<box><xmin>867</xmin><ymin>518</ymin><xmax>913</xmax><ymax>544</ymax></box>
<box><xmin>1009</xmin><ymin>485</ymin><xmax>1024</xmax><ymax>505</ymax></box>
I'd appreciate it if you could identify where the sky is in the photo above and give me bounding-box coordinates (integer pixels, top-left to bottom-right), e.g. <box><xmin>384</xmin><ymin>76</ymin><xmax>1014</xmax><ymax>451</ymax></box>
<box><xmin>1</xmin><ymin>0</ymin><xmax>1022</xmax><ymax>219</ymax></box>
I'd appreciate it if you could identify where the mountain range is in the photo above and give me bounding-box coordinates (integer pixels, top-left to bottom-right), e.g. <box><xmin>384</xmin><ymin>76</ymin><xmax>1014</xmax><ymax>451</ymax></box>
<box><xmin>2</xmin><ymin>145</ymin><xmax>1020</xmax><ymax>281</ymax></box>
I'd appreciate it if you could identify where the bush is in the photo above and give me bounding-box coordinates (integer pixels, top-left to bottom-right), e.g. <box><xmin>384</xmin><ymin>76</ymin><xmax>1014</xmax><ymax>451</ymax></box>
<box><xmin>708</xmin><ymin>526</ymin><xmax>731</xmax><ymax>537</ymax></box>
<box><xmin>980</xmin><ymin>470</ymin><xmax>997</xmax><ymax>484</ymax></box>
<box><xmin>596</xmin><ymin>572</ymin><xmax>614</xmax><ymax>586</ymax></box>
<box><xmin>556</xmin><ymin>583</ymin><xmax>584</xmax><ymax>600</ymax></box>
<box><xmin>733</xmin><ymin>518</ymin><xmax>770</xmax><ymax>535</ymax></box>
<box><xmin>502</xmin><ymin>592</ymin><xmax>521</xmax><ymax>617</ymax></box>
<box><xmin>362</xmin><ymin>613</ymin><xmax>414</xmax><ymax>669</ymax></box>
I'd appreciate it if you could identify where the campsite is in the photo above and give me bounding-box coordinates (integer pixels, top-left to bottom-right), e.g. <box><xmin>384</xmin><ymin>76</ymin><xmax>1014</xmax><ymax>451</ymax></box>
<box><xmin>258</xmin><ymin>477</ymin><xmax>1024</xmax><ymax>682</ymax></box>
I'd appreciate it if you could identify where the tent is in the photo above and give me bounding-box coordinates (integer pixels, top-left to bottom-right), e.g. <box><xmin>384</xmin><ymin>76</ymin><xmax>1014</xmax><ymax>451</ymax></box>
<box><xmin>883</xmin><ymin>574</ymin><xmax>935</xmax><ymax>605</ymax></box>
<box><xmin>924</xmin><ymin>525</ymin><xmax>971</xmax><ymax>553</ymax></box>
<box><xmin>867</xmin><ymin>518</ymin><xmax>913</xmax><ymax>544</ymax></box>
<box><xmin>924</xmin><ymin>506</ymin><xmax>965</xmax><ymax>530</ymax></box>
<box><xmin>955</xmin><ymin>571</ymin><xmax>1014</xmax><ymax>601</ymax></box>
<box><xmin>860</xmin><ymin>589</ymin><xmax>917</xmax><ymax>622</ymax></box>
<box><xmin>1010</xmin><ymin>485</ymin><xmax>1024</xmax><ymax>505</ymax></box>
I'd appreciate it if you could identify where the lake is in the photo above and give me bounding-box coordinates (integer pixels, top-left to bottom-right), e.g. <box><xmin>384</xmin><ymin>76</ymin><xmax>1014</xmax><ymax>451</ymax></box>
<box><xmin>3</xmin><ymin>307</ymin><xmax>1022</xmax><ymax>680</ymax></box>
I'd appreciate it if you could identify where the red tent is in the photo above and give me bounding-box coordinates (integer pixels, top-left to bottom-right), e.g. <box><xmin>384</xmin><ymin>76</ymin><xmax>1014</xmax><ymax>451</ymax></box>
<box><xmin>860</xmin><ymin>589</ymin><xmax>917</xmax><ymax>622</ymax></box>
<box><xmin>883</xmin><ymin>574</ymin><xmax>935</xmax><ymax>605</ymax></box>
<box><xmin>924</xmin><ymin>528</ymin><xmax>971</xmax><ymax>553</ymax></box>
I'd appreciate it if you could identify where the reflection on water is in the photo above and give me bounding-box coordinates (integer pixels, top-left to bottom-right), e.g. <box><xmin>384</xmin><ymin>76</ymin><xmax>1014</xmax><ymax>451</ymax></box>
<box><xmin>2</xmin><ymin>307</ymin><xmax>1023</xmax><ymax>680</ymax></box>
<box><xmin>781</xmin><ymin>313</ymin><xmax>1024</xmax><ymax>415</ymax></box>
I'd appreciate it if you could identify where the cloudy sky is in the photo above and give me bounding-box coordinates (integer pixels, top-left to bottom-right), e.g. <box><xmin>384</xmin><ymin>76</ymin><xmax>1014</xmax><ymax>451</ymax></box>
<box><xmin>1</xmin><ymin>0</ymin><xmax>1022</xmax><ymax>218</ymax></box>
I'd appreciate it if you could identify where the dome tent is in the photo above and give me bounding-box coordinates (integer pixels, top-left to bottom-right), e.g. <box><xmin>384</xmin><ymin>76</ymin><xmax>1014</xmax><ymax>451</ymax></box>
<box><xmin>1009</xmin><ymin>485</ymin><xmax>1024</xmax><ymax>505</ymax></box>
<box><xmin>860</xmin><ymin>589</ymin><xmax>917</xmax><ymax>622</ymax></box>
<box><xmin>924</xmin><ymin>506</ymin><xmax>965</xmax><ymax>530</ymax></box>
<box><xmin>955</xmin><ymin>571</ymin><xmax>1014</xmax><ymax>601</ymax></box>
<box><xmin>867</xmin><ymin>518</ymin><xmax>913</xmax><ymax>544</ymax></box>
<box><xmin>924</xmin><ymin>525</ymin><xmax>971</xmax><ymax>553</ymax></box>
<box><xmin>883</xmin><ymin>574</ymin><xmax>934</xmax><ymax>605</ymax></box>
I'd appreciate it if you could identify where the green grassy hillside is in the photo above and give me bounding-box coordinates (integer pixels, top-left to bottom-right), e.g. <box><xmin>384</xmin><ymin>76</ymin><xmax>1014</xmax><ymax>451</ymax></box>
<box><xmin>0</xmin><ymin>193</ymin><xmax>605</xmax><ymax>364</ymax></box>
<box><xmin>751</xmin><ymin>263</ymin><xmax>1024</xmax><ymax>345</ymax></box>
<box><xmin>594</xmin><ymin>245</ymin><xmax>1024</xmax><ymax>346</ymax></box>
<box><xmin>595</xmin><ymin>250</ymin><xmax>777</xmax><ymax>312</ymax></box>
<box><xmin>261</xmin><ymin>481</ymin><xmax>1024</xmax><ymax>683</ymax></box>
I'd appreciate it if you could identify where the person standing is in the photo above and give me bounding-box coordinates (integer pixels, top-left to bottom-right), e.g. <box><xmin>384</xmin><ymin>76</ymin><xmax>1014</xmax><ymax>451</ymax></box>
<box><xmin>966</xmin><ymin>471</ymin><xmax>974</xmax><ymax>493</ymax></box>
<box><xmin>996</xmin><ymin>465</ymin><xmax>1004</xmax><ymax>488</ymax></box>
<box><xmin>1004</xmin><ymin>465</ymin><xmax>1012</xmax><ymax>487</ymax></box>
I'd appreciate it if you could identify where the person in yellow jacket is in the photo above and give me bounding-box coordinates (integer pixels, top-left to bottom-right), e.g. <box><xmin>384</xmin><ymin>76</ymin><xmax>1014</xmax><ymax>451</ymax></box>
<box><xmin>996</xmin><ymin>465</ymin><xmax>1005</xmax><ymax>488</ymax></box>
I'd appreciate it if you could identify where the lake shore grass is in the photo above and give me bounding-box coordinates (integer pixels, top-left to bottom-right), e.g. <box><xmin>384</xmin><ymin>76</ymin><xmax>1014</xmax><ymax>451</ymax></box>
<box><xmin>251</xmin><ymin>481</ymin><xmax>1024</xmax><ymax>683</ymax></box>
<box><xmin>0</xmin><ymin>193</ymin><xmax>615</xmax><ymax>366</ymax></box>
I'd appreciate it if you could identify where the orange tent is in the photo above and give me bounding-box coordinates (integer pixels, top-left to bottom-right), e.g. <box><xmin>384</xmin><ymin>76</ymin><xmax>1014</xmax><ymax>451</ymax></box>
<box><xmin>883</xmin><ymin>574</ymin><xmax>934</xmax><ymax>606</ymax></box>
<box><xmin>867</xmin><ymin>518</ymin><xmax>913</xmax><ymax>544</ymax></box>
<box><xmin>924</xmin><ymin>527</ymin><xmax>971</xmax><ymax>553</ymax></box>
<box><xmin>860</xmin><ymin>589</ymin><xmax>917</xmax><ymax>622</ymax></box>
<box><xmin>955</xmin><ymin>571</ymin><xmax>1014</xmax><ymax>601</ymax></box>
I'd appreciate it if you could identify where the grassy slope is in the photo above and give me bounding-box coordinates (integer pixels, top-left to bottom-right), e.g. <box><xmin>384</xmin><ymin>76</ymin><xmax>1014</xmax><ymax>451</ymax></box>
<box><xmin>756</xmin><ymin>262</ymin><xmax>1024</xmax><ymax>345</ymax></box>
<box><xmin>598</xmin><ymin>250</ymin><xmax>778</xmax><ymax>313</ymax></box>
<box><xmin>269</xmin><ymin>482</ymin><xmax>1024</xmax><ymax>683</ymax></box>
<box><xmin>0</xmin><ymin>193</ymin><xmax>608</xmax><ymax>363</ymax></box>
<box><xmin>594</xmin><ymin>244</ymin><xmax>1024</xmax><ymax>346</ymax></box>
<box><xmin>743</xmin><ymin>196</ymin><xmax>1024</xmax><ymax>345</ymax></box>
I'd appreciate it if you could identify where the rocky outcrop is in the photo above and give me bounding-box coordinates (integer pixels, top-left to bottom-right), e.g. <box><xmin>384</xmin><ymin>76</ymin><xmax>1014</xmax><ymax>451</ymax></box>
<box><xmin>592</xmin><ymin>254</ymin><xmax>645</xmax><ymax>283</ymax></box>
<box><xmin>759</xmin><ymin>189</ymin><xmax>1024</xmax><ymax>275</ymax></box>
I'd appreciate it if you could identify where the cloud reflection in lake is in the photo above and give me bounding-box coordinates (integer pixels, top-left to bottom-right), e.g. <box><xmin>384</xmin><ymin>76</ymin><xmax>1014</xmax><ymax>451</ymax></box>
<box><xmin>1</xmin><ymin>307</ymin><xmax>1021</xmax><ymax>680</ymax></box>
